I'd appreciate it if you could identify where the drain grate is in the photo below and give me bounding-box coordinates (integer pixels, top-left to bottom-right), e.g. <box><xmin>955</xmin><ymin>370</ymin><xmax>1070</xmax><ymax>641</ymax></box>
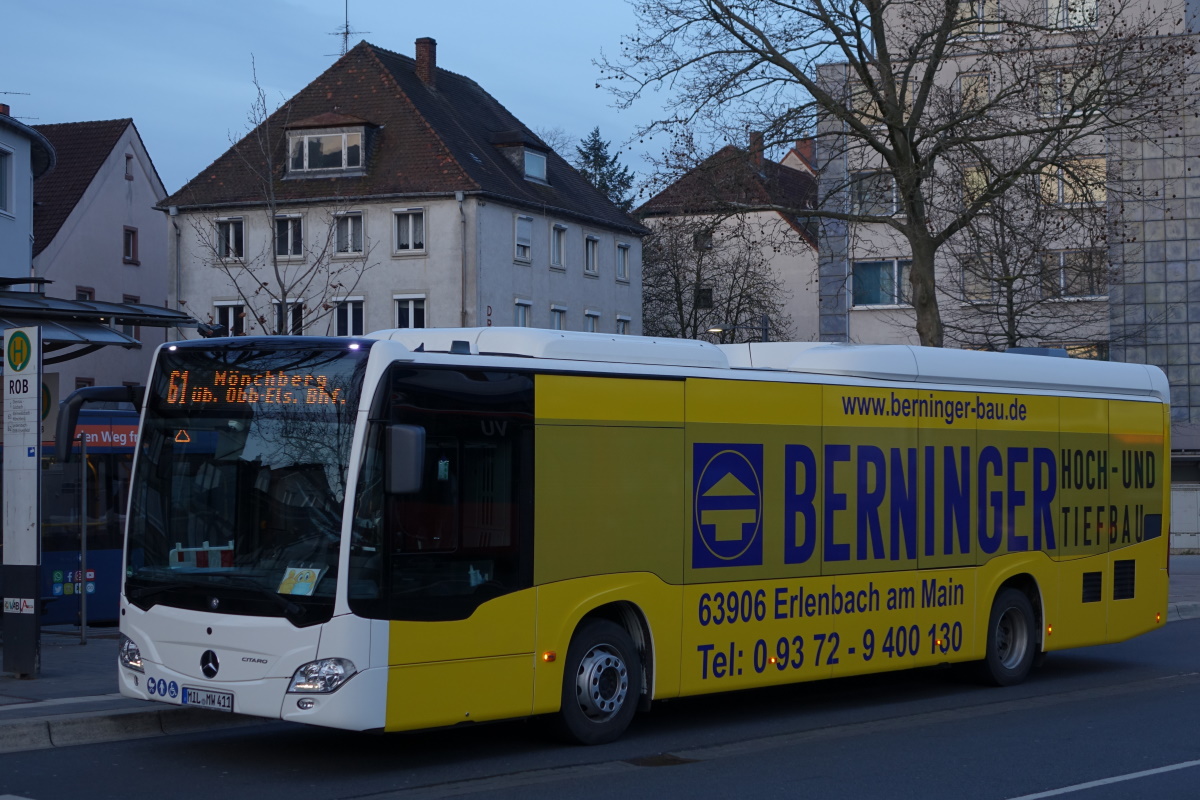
<box><xmin>625</xmin><ymin>753</ymin><xmax>700</xmax><ymax>768</ymax></box>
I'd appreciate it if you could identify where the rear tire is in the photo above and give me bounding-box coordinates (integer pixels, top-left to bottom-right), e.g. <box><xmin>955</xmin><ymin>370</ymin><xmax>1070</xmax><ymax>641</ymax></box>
<box><xmin>553</xmin><ymin>619</ymin><xmax>640</xmax><ymax>745</ymax></box>
<box><xmin>979</xmin><ymin>587</ymin><xmax>1037</xmax><ymax>686</ymax></box>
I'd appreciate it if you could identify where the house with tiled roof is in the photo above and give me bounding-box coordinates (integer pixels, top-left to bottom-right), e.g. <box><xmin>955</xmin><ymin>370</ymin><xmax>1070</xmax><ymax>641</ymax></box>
<box><xmin>31</xmin><ymin>117</ymin><xmax>168</xmax><ymax>393</ymax></box>
<box><xmin>165</xmin><ymin>38</ymin><xmax>647</xmax><ymax>339</ymax></box>
<box><xmin>635</xmin><ymin>136</ymin><xmax>819</xmax><ymax>342</ymax></box>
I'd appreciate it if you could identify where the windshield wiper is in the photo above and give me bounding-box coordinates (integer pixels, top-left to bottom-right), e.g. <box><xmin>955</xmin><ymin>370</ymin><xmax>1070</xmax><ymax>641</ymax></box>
<box><xmin>127</xmin><ymin>573</ymin><xmax>307</xmax><ymax>622</ymax></box>
<box><xmin>203</xmin><ymin>573</ymin><xmax>307</xmax><ymax>621</ymax></box>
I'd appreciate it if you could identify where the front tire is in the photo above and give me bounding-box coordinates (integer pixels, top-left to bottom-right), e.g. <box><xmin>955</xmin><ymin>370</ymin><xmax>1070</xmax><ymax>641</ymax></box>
<box><xmin>980</xmin><ymin>587</ymin><xmax>1037</xmax><ymax>686</ymax></box>
<box><xmin>553</xmin><ymin>619</ymin><xmax>641</xmax><ymax>745</ymax></box>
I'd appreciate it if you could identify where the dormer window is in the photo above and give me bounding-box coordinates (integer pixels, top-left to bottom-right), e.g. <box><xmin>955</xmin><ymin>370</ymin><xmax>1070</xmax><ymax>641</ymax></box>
<box><xmin>524</xmin><ymin>150</ymin><xmax>547</xmax><ymax>182</ymax></box>
<box><xmin>288</xmin><ymin>129</ymin><xmax>363</xmax><ymax>173</ymax></box>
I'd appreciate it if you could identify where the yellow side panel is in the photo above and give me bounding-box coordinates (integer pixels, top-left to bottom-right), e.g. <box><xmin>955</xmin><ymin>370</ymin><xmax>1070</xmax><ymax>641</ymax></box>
<box><xmin>675</xmin><ymin>568</ymin><xmax>979</xmax><ymax>696</ymax></box>
<box><xmin>1107</xmin><ymin>546</ymin><xmax>1169</xmax><ymax>642</ymax></box>
<box><xmin>536</xmin><ymin>374</ymin><xmax>684</xmax><ymax>426</ymax></box>
<box><xmin>1108</xmin><ymin>400</ymin><xmax>1166</xmax><ymax>553</ymax></box>
<box><xmin>1058</xmin><ymin>398</ymin><xmax>1110</xmax><ymax>558</ymax></box>
<box><xmin>915</xmin><ymin>390</ymin><xmax>976</xmax><ymax>571</ymax></box>
<box><xmin>821</xmin><ymin>386</ymin><xmax>919</xmax><ymax>576</ymax></box>
<box><xmin>532</xmin><ymin>574</ymin><xmax>682</xmax><ymax>715</ymax></box>
<box><xmin>685</xmin><ymin>379</ymin><xmax>824</xmax><ymax>584</ymax></box>
<box><xmin>535</xmin><ymin>425</ymin><xmax>685</xmax><ymax>585</ymax></box>
<box><xmin>387</xmin><ymin>590</ymin><xmax>535</xmax><ymax>665</ymax></box>
<box><xmin>385</xmin><ymin>655</ymin><xmax>533</xmax><ymax>732</ymax></box>
<box><xmin>1050</xmin><ymin>554</ymin><xmax>1110</xmax><ymax>650</ymax></box>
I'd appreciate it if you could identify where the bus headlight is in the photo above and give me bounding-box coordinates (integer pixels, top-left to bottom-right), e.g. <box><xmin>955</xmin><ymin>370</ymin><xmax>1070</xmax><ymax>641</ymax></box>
<box><xmin>287</xmin><ymin>658</ymin><xmax>356</xmax><ymax>694</ymax></box>
<box><xmin>119</xmin><ymin>634</ymin><xmax>144</xmax><ymax>673</ymax></box>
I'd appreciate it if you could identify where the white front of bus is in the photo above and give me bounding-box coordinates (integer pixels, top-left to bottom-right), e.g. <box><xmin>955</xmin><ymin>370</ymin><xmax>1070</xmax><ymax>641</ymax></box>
<box><xmin>117</xmin><ymin>337</ymin><xmax>395</xmax><ymax>731</ymax></box>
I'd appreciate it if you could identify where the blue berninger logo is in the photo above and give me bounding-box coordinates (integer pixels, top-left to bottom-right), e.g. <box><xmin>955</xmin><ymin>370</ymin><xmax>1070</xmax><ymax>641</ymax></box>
<box><xmin>692</xmin><ymin>443</ymin><xmax>764</xmax><ymax>568</ymax></box>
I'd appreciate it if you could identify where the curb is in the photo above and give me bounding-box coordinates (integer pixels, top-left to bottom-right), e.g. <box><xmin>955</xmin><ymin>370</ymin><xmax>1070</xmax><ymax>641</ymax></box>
<box><xmin>0</xmin><ymin>705</ymin><xmax>263</xmax><ymax>754</ymax></box>
<box><xmin>1168</xmin><ymin>601</ymin><xmax>1200</xmax><ymax>622</ymax></box>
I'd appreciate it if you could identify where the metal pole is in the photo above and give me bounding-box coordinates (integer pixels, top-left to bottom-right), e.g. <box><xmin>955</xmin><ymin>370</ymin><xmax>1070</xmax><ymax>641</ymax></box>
<box><xmin>760</xmin><ymin>314</ymin><xmax>770</xmax><ymax>343</ymax></box>
<box><xmin>78</xmin><ymin>432</ymin><xmax>87</xmax><ymax>645</ymax></box>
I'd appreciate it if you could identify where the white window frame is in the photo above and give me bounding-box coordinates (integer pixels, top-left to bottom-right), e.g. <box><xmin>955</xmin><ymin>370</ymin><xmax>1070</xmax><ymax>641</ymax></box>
<box><xmin>514</xmin><ymin>299</ymin><xmax>531</xmax><ymax>327</ymax></box>
<box><xmin>551</xmin><ymin>223</ymin><xmax>567</xmax><ymax>269</ymax></box>
<box><xmin>275</xmin><ymin>214</ymin><xmax>304</xmax><ymax>258</ymax></box>
<box><xmin>334</xmin><ymin>297</ymin><xmax>365</xmax><ymax>336</ymax></box>
<box><xmin>393</xmin><ymin>208</ymin><xmax>426</xmax><ymax>254</ymax></box>
<box><xmin>0</xmin><ymin>145</ymin><xmax>13</xmax><ymax>216</ymax></box>
<box><xmin>1040</xmin><ymin>158</ymin><xmax>1107</xmax><ymax>206</ymax></box>
<box><xmin>213</xmin><ymin>302</ymin><xmax>244</xmax><ymax>337</ymax></box>
<box><xmin>394</xmin><ymin>294</ymin><xmax>427</xmax><ymax>329</ymax></box>
<box><xmin>550</xmin><ymin>304</ymin><xmax>567</xmax><ymax>331</ymax></box>
<box><xmin>584</xmin><ymin>309</ymin><xmax>600</xmax><ymax>333</ymax></box>
<box><xmin>958</xmin><ymin>0</ymin><xmax>1000</xmax><ymax>35</ymax></box>
<box><xmin>335</xmin><ymin>212</ymin><xmax>364</xmax><ymax>255</ymax></box>
<box><xmin>288</xmin><ymin>128</ymin><xmax>364</xmax><ymax>173</ymax></box>
<box><xmin>273</xmin><ymin>299</ymin><xmax>304</xmax><ymax>335</ymax></box>
<box><xmin>958</xmin><ymin>72</ymin><xmax>990</xmax><ymax>112</ymax></box>
<box><xmin>850</xmin><ymin>171</ymin><xmax>898</xmax><ymax>216</ymax></box>
<box><xmin>584</xmin><ymin>235</ymin><xmax>600</xmax><ymax>275</ymax></box>
<box><xmin>1047</xmin><ymin>0</ymin><xmax>1097</xmax><ymax>28</ymax></box>
<box><xmin>1041</xmin><ymin>250</ymin><xmax>1108</xmax><ymax>299</ymax></box>
<box><xmin>616</xmin><ymin>314</ymin><xmax>631</xmax><ymax>335</ymax></box>
<box><xmin>616</xmin><ymin>242</ymin><xmax>631</xmax><ymax>282</ymax></box>
<box><xmin>515</xmin><ymin>215</ymin><xmax>533</xmax><ymax>262</ymax></box>
<box><xmin>524</xmin><ymin>150</ymin><xmax>548</xmax><ymax>183</ymax></box>
<box><xmin>215</xmin><ymin>217</ymin><xmax>244</xmax><ymax>260</ymax></box>
<box><xmin>852</xmin><ymin>259</ymin><xmax>912</xmax><ymax>307</ymax></box>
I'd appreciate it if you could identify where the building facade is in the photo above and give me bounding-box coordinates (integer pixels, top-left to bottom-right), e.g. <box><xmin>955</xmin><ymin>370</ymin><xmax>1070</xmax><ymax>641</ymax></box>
<box><xmin>0</xmin><ymin>104</ymin><xmax>55</xmax><ymax>281</ymax></box>
<box><xmin>32</xmin><ymin>119</ymin><xmax>169</xmax><ymax>391</ymax></box>
<box><xmin>636</xmin><ymin>138</ymin><xmax>820</xmax><ymax>343</ymax></box>
<box><xmin>165</xmin><ymin>39</ymin><xmax>645</xmax><ymax>341</ymax></box>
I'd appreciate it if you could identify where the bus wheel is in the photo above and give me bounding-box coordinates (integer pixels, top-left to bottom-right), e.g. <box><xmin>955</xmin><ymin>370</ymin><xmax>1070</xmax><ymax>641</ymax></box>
<box><xmin>980</xmin><ymin>588</ymin><xmax>1036</xmax><ymax>686</ymax></box>
<box><xmin>555</xmin><ymin>619</ymin><xmax>640</xmax><ymax>745</ymax></box>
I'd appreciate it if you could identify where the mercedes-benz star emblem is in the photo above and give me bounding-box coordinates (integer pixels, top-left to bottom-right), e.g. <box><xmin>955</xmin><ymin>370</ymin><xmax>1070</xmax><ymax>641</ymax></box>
<box><xmin>200</xmin><ymin>650</ymin><xmax>220</xmax><ymax>679</ymax></box>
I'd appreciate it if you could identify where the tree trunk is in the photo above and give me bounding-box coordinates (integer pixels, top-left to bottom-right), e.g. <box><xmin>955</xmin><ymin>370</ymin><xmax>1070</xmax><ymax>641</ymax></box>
<box><xmin>908</xmin><ymin>234</ymin><xmax>943</xmax><ymax>347</ymax></box>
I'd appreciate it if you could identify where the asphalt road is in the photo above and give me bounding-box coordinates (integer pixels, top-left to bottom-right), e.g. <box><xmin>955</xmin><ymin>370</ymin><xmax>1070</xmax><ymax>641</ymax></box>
<box><xmin>1</xmin><ymin>616</ymin><xmax>1198</xmax><ymax>800</ymax></box>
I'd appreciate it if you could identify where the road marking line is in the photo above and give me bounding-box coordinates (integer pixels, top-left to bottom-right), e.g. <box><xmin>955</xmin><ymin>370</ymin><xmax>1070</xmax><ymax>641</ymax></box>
<box><xmin>1007</xmin><ymin>759</ymin><xmax>1200</xmax><ymax>800</ymax></box>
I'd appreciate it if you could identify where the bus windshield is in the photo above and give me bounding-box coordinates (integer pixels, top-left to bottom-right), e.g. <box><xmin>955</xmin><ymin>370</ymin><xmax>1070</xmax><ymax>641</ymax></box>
<box><xmin>126</xmin><ymin>341</ymin><xmax>370</xmax><ymax>626</ymax></box>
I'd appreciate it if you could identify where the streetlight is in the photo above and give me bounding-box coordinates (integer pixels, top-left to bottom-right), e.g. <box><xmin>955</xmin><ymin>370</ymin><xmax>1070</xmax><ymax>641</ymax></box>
<box><xmin>706</xmin><ymin>313</ymin><xmax>771</xmax><ymax>342</ymax></box>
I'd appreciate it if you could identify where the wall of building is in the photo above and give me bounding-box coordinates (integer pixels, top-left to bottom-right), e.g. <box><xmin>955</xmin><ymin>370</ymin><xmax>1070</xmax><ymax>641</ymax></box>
<box><xmin>33</xmin><ymin>126</ymin><xmax>168</xmax><ymax>390</ymax></box>
<box><xmin>475</xmin><ymin>201</ymin><xmax>642</xmax><ymax>335</ymax></box>
<box><xmin>0</xmin><ymin>129</ymin><xmax>35</xmax><ymax>281</ymax></box>
<box><xmin>173</xmin><ymin>195</ymin><xmax>643</xmax><ymax>339</ymax></box>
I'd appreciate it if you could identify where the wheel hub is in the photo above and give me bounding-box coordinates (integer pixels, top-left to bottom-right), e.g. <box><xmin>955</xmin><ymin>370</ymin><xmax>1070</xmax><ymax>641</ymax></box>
<box><xmin>575</xmin><ymin>644</ymin><xmax>629</xmax><ymax>721</ymax></box>
<box><xmin>996</xmin><ymin>606</ymin><xmax>1029</xmax><ymax>669</ymax></box>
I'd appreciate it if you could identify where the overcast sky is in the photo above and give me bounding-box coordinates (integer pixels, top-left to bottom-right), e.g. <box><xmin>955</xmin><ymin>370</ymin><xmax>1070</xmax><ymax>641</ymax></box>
<box><xmin>6</xmin><ymin>0</ymin><xmax>664</xmax><ymax>193</ymax></box>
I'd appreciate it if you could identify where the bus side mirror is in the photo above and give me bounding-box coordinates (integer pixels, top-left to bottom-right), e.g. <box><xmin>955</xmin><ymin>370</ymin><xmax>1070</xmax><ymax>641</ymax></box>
<box><xmin>385</xmin><ymin>425</ymin><xmax>425</xmax><ymax>494</ymax></box>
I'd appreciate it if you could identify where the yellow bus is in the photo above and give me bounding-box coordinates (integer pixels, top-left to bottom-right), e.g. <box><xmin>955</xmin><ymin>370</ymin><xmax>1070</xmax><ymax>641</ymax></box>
<box><xmin>116</xmin><ymin>328</ymin><xmax>1169</xmax><ymax>744</ymax></box>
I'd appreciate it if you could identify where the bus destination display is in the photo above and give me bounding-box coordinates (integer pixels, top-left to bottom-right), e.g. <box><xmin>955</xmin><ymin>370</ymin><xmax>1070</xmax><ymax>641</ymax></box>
<box><xmin>164</xmin><ymin>369</ymin><xmax>349</xmax><ymax>407</ymax></box>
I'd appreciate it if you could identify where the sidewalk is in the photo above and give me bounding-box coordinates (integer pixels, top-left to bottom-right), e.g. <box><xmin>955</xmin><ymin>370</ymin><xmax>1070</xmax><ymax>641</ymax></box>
<box><xmin>2</xmin><ymin>559</ymin><xmax>1199</xmax><ymax>754</ymax></box>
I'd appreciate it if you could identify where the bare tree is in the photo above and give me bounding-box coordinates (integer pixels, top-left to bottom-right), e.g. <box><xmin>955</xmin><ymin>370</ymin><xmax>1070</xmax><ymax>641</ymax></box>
<box><xmin>600</xmin><ymin>0</ymin><xmax>1195</xmax><ymax>346</ymax></box>
<box><xmin>532</xmin><ymin>126</ymin><xmax>575</xmax><ymax>156</ymax></box>
<box><xmin>186</xmin><ymin>63</ymin><xmax>377</xmax><ymax>336</ymax></box>
<box><xmin>642</xmin><ymin>212</ymin><xmax>796</xmax><ymax>342</ymax></box>
<box><xmin>935</xmin><ymin>154</ymin><xmax>1112</xmax><ymax>351</ymax></box>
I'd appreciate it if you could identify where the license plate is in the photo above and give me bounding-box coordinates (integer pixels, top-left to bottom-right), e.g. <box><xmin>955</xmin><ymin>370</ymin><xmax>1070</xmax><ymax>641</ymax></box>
<box><xmin>181</xmin><ymin>687</ymin><xmax>234</xmax><ymax>712</ymax></box>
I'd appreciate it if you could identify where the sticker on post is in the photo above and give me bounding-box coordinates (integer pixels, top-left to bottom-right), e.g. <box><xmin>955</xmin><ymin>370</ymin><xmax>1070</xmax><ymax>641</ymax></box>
<box><xmin>2</xmin><ymin>598</ymin><xmax>35</xmax><ymax>614</ymax></box>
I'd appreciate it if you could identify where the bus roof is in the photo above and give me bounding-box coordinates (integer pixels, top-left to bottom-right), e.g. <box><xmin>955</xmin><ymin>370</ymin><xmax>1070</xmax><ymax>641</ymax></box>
<box><xmin>366</xmin><ymin>328</ymin><xmax>1169</xmax><ymax>402</ymax></box>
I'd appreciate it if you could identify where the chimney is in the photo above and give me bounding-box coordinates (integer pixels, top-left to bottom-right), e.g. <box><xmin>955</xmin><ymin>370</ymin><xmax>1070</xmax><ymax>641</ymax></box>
<box><xmin>415</xmin><ymin>37</ymin><xmax>437</xmax><ymax>87</ymax></box>
<box><xmin>795</xmin><ymin>138</ymin><xmax>815</xmax><ymax>169</ymax></box>
<box><xmin>749</xmin><ymin>131</ymin><xmax>764</xmax><ymax>169</ymax></box>
<box><xmin>0</xmin><ymin>103</ymin><xmax>10</xmax><ymax>117</ymax></box>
